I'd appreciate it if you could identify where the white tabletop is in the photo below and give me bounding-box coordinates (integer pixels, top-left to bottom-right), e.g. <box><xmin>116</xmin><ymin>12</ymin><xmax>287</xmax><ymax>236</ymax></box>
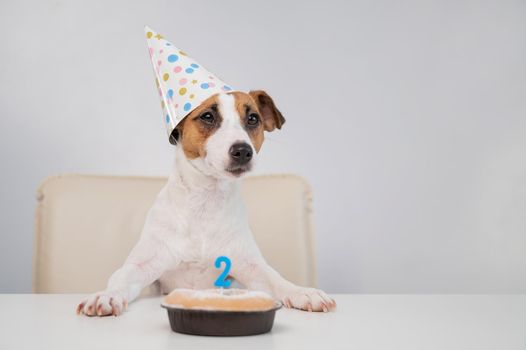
<box><xmin>0</xmin><ymin>294</ymin><xmax>524</xmax><ymax>350</ymax></box>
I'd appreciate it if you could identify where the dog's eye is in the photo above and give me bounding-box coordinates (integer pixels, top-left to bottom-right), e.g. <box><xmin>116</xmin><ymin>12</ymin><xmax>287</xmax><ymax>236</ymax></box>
<box><xmin>199</xmin><ymin>112</ymin><xmax>215</xmax><ymax>125</ymax></box>
<box><xmin>247</xmin><ymin>113</ymin><xmax>260</xmax><ymax>126</ymax></box>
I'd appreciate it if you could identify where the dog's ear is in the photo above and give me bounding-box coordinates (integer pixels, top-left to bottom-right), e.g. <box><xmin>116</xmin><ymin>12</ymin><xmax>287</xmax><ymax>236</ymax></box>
<box><xmin>169</xmin><ymin>118</ymin><xmax>186</xmax><ymax>145</ymax></box>
<box><xmin>249</xmin><ymin>90</ymin><xmax>286</xmax><ymax>132</ymax></box>
<box><xmin>169</xmin><ymin>128</ymin><xmax>180</xmax><ymax>145</ymax></box>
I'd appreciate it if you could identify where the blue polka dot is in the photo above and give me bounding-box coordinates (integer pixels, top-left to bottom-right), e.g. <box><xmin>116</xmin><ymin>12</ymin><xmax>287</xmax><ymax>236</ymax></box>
<box><xmin>165</xmin><ymin>114</ymin><xmax>170</xmax><ymax>123</ymax></box>
<box><xmin>223</xmin><ymin>85</ymin><xmax>232</xmax><ymax>91</ymax></box>
<box><xmin>167</xmin><ymin>89</ymin><xmax>174</xmax><ymax>98</ymax></box>
<box><xmin>200</xmin><ymin>83</ymin><xmax>209</xmax><ymax>89</ymax></box>
<box><xmin>190</xmin><ymin>63</ymin><xmax>199</xmax><ymax>68</ymax></box>
<box><xmin>167</xmin><ymin>54</ymin><xmax>178</xmax><ymax>62</ymax></box>
<box><xmin>185</xmin><ymin>67</ymin><xmax>194</xmax><ymax>73</ymax></box>
<box><xmin>183</xmin><ymin>102</ymin><xmax>192</xmax><ymax>111</ymax></box>
<box><xmin>165</xmin><ymin>42</ymin><xmax>171</xmax><ymax>46</ymax></box>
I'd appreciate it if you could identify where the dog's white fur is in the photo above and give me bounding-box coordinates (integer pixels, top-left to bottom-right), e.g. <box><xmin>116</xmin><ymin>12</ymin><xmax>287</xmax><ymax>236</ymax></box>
<box><xmin>77</xmin><ymin>93</ymin><xmax>335</xmax><ymax>316</ymax></box>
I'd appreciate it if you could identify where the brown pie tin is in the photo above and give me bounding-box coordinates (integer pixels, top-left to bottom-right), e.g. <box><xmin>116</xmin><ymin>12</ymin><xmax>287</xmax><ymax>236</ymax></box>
<box><xmin>161</xmin><ymin>302</ymin><xmax>282</xmax><ymax>336</ymax></box>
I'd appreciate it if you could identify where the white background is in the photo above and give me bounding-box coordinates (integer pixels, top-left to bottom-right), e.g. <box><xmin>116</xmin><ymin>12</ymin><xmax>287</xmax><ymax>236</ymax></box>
<box><xmin>1</xmin><ymin>0</ymin><xmax>525</xmax><ymax>293</ymax></box>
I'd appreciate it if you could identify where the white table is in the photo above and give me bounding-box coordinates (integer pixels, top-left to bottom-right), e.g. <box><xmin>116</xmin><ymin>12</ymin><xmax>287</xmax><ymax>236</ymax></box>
<box><xmin>0</xmin><ymin>294</ymin><xmax>524</xmax><ymax>349</ymax></box>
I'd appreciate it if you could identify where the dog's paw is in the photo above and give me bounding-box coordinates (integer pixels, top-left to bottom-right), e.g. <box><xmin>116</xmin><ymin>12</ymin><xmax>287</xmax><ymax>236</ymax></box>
<box><xmin>281</xmin><ymin>287</ymin><xmax>336</xmax><ymax>312</ymax></box>
<box><xmin>76</xmin><ymin>291</ymin><xmax>128</xmax><ymax>317</ymax></box>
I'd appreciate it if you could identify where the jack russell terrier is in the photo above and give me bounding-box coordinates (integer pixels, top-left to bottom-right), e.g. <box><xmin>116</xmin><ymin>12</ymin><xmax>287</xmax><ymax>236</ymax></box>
<box><xmin>76</xmin><ymin>90</ymin><xmax>336</xmax><ymax>316</ymax></box>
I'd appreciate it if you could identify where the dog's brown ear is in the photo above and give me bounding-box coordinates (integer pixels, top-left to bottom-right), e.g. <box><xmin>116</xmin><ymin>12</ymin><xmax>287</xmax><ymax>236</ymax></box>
<box><xmin>169</xmin><ymin>121</ymin><xmax>184</xmax><ymax>145</ymax></box>
<box><xmin>170</xmin><ymin>116</ymin><xmax>188</xmax><ymax>145</ymax></box>
<box><xmin>169</xmin><ymin>128</ymin><xmax>180</xmax><ymax>145</ymax></box>
<box><xmin>249</xmin><ymin>90</ymin><xmax>286</xmax><ymax>132</ymax></box>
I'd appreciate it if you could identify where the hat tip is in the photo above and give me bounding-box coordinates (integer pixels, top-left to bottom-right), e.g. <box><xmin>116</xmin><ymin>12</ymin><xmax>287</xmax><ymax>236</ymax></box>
<box><xmin>144</xmin><ymin>25</ymin><xmax>154</xmax><ymax>34</ymax></box>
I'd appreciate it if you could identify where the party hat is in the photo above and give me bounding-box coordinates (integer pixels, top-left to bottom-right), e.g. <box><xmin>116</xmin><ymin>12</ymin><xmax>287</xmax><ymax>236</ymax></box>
<box><xmin>145</xmin><ymin>26</ymin><xmax>234</xmax><ymax>144</ymax></box>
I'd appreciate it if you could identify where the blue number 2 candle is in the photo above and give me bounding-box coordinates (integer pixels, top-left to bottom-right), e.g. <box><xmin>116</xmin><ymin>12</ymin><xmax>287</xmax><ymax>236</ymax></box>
<box><xmin>214</xmin><ymin>256</ymin><xmax>232</xmax><ymax>288</ymax></box>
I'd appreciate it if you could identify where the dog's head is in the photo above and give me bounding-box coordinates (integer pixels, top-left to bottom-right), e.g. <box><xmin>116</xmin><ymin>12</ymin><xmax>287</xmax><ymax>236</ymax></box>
<box><xmin>173</xmin><ymin>90</ymin><xmax>285</xmax><ymax>179</ymax></box>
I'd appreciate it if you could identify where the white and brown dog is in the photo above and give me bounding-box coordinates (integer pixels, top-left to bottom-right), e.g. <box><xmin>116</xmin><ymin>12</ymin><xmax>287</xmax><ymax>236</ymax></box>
<box><xmin>76</xmin><ymin>90</ymin><xmax>336</xmax><ymax>316</ymax></box>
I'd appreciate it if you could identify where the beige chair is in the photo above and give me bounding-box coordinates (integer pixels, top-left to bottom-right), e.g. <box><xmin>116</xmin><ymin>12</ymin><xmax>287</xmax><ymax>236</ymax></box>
<box><xmin>33</xmin><ymin>174</ymin><xmax>317</xmax><ymax>295</ymax></box>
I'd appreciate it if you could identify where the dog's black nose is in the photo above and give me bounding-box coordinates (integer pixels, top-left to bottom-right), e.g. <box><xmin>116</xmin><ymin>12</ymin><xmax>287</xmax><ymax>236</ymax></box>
<box><xmin>229</xmin><ymin>142</ymin><xmax>253</xmax><ymax>165</ymax></box>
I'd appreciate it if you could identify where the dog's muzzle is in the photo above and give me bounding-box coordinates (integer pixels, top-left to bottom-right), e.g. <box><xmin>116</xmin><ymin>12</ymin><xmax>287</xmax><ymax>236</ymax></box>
<box><xmin>227</xmin><ymin>142</ymin><xmax>253</xmax><ymax>175</ymax></box>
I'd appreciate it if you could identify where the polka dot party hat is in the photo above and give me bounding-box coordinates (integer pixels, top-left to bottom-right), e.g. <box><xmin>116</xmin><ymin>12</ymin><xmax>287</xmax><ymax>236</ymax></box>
<box><xmin>145</xmin><ymin>26</ymin><xmax>234</xmax><ymax>144</ymax></box>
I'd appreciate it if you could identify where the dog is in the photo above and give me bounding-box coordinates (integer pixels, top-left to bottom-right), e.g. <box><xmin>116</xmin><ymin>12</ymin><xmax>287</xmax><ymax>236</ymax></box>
<box><xmin>76</xmin><ymin>90</ymin><xmax>336</xmax><ymax>316</ymax></box>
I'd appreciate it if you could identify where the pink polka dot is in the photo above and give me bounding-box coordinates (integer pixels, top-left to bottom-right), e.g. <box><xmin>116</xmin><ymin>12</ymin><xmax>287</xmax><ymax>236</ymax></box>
<box><xmin>209</xmin><ymin>75</ymin><xmax>215</xmax><ymax>80</ymax></box>
<box><xmin>175</xmin><ymin>104</ymin><xmax>179</xmax><ymax>108</ymax></box>
<box><xmin>208</xmin><ymin>82</ymin><xmax>216</xmax><ymax>88</ymax></box>
<box><xmin>179</xmin><ymin>78</ymin><xmax>187</xmax><ymax>85</ymax></box>
<box><xmin>157</xmin><ymin>60</ymin><xmax>162</xmax><ymax>66</ymax></box>
<box><xmin>159</xmin><ymin>49</ymin><xmax>164</xmax><ymax>54</ymax></box>
<box><xmin>173</xmin><ymin>66</ymin><xmax>182</xmax><ymax>73</ymax></box>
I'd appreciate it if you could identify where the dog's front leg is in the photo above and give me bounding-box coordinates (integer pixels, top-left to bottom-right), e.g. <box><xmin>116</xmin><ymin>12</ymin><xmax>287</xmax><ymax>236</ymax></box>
<box><xmin>76</xmin><ymin>235</ymin><xmax>174</xmax><ymax>317</ymax></box>
<box><xmin>232</xmin><ymin>258</ymin><xmax>336</xmax><ymax>312</ymax></box>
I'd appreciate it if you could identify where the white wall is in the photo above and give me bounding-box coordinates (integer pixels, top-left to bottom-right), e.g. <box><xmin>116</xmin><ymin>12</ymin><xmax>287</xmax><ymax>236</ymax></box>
<box><xmin>1</xmin><ymin>0</ymin><xmax>525</xmax><ymax>293</ymax></box>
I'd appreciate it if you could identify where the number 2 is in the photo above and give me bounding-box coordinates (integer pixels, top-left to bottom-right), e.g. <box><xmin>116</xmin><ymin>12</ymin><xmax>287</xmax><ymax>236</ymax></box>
<box><xmin>214</xmin><ymin>256</ymin><xmax>232</xmax><ymax>288</ymax></box>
